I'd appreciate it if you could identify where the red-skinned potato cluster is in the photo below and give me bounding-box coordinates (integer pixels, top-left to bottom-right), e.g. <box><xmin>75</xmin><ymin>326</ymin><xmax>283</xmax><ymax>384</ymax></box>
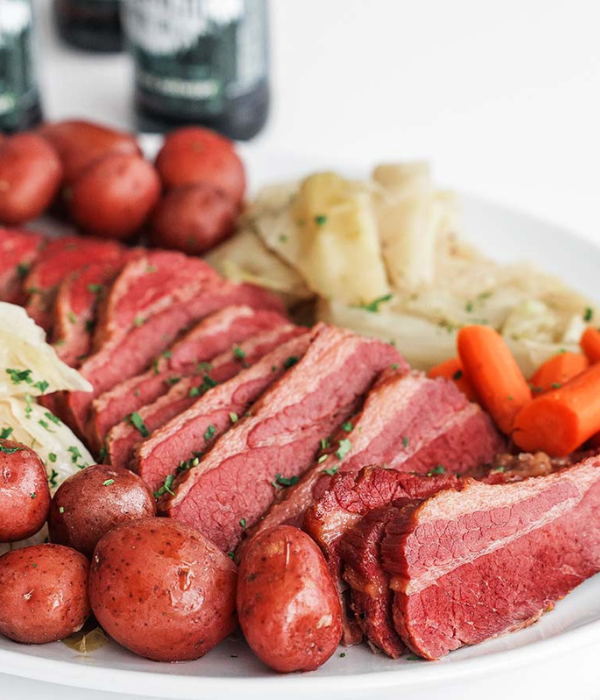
<box><xmin>0</xmin><ymin>119</ymin><xmax>245</xmax><ymax>252</ymax></box>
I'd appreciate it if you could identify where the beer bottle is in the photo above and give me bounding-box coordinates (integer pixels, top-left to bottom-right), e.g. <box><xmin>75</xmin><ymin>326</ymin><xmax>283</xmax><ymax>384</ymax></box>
<box><xmin>0</xmin><ymin>0</ymin><xmax>42</xmax><ymax>132</ymax></box>
<box><xmin>122</xmin><ymin>0</ymin><xmax>270</xmax><ymax>141</ymax></box>
<box><xmin>54</xmin><ymin>0</ymin><xmax>123</xmax><ymax>53</ymax></box>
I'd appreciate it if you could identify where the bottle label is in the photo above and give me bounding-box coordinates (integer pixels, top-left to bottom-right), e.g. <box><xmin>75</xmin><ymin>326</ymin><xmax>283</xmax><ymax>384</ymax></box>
<box><xmin>123</xmin><ymin>0</ymin><xmax>268</xmax><ymax>117</ymax></box>
<box><xmin>0</xmin><ymin>0</ymin><xmax>39</xmax><ymax>128</ymax></box>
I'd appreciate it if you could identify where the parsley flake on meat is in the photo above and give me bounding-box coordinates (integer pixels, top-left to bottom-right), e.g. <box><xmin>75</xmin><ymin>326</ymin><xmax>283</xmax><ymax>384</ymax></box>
<box><xmin>128</xmin><ymin>412</ymin><xmax>150</xmax><ymax>438</ymax></box>
<box><xmin>154</xmin><ymin>474</ymin><xmax>176</xmax><ymax>498</ymax></box>
<box><xmin>324</xmin><ymin>465</ymin><xmax>340</xmax><ymax>476</ymax></box>
<box><xmin>427</xmin><ymin>464</ymin><xmax>446</xmax><ymax>476</ymax></box>
<box><xmin>335</xmin><ymin>438</ymin><xmax>352</xmax><ymax>461</ymax></box>
<box><xmin>271</xmin><ymin>473</ymin><xmax>299</xmax><ymax>489</ymax></box>
<box><xmin>283</xmin><ymin>356</ymin><xmax>299</xmax><ymax>370</ymax></box>
<box><xmin>204</xmin><ymin>425</ymin><xmax>216</xmax><ymax>441</ymax></box>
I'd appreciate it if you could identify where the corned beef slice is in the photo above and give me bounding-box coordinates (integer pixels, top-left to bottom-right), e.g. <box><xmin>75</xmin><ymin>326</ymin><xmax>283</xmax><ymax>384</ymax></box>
<box><xmin>88</xmin><ymin>305</ymin><xmax>288</xmax><ymax>450</ymax></box>
<box><xmin>106</xmin><ymin>324</ymin><xmax>302</xmax><ymax>470</ymax></box>
<box><xmin>62</xmin><ymin>252</ymin><xmax>284</xmax><ymax>437</ymax></box>
<box><xmin>382</xmin><ymin>455</ymin><xmax>600</xmax><ymax>660</ymax></box>
<box><xmin>0</xmin><ymin>228</ymin><xmax>45</xmax><ymax>305</ymax></box>
<box><xmin>163</xmin><ymin>324</ymin><xmax>401</xmax><ymax>553</ymax></box>
<box><xmin>24</xmin><ymin>236</ymin><xmax>124</xmax><ymax>331</ymax></box>
<box><xmin>135</xmin><ymin>330</ymin><xmax>312</xmax><ymax>492</ymax></box>
<box><xmin>249</xmin><ymin>372</ymin><xmax>503</xmax><ymax>544</ymax></box>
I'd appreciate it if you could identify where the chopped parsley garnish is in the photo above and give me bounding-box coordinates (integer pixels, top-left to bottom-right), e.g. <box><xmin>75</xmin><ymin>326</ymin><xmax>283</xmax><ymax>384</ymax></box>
<box><xmin>102</xmin><ymin>479</ymin><xmax>115</xmax><ymax>487</ymax></box>
<box><xmin>239</xmin><ymin>518</ymin><xmax>247</xmax><ymax>529</ymax></box>
<box><xmin>85</xmin><ymin>320</ymin><xmax>94</xmax><ymax>333</ymax></box>
<box><xmin>477</xmin><ymin>291</ymin><xmax>493</xmax><ymax>301</ymax></box>
<box><xmin>229</xmin><ymin>412</ymin><xmax>238</xmax><ymax>423</ymax></box>
<box><xmin>67</xmin><ymin>446</ymin><xmax>82</xmax><ymax>463</ymax></box>
<box><xmin>339</xmin><ymin>652</ymin><xmax>346</xmax><ymax>658</ymax></box>
<box><xmin>16</xmin><ymin>262</ymin><xmax>30</xmax><ymax>279</ymax></box>
<box><xmin>314</xmin><ymin>214</ymin><xmax>328</xmax><ymax>226</ymax></box>
<box><xmin>406</xmin><ymin>654</ymin><xmax>421</xmax><ymax>661</ymax></box>
<box><xmin>453</xmin><ymin>369</ymin><xmax>463</xmax><ymax>381</ymax></box>
<box><xmin>232</xmin><ymin>345</ymin><xmax>246</xmax><ymax>361</ymax></box>
<box><xmin>189</xmin><ymin>386</ymin><xmax>201</xmax><ymax>397</ymax></box>
<box><xmin>48</xmin><ymin>469</ymin><xmax>59</xmax><ymax>487</ymax></box>
<box><xmin>6</xmin><ymin>368</ymin><xmax>33</xmax><ymax>385</ymax></box>
<box><xmin>320</xmin><ymin>437</ymin><xmax>330</xmax><ymax>450</ymax></box>
<box><xmin>87</xmin><ymin>283</ymin><xmax>104</xmax><ymax>295</ymax></box>
<box><xmin>165</xmin><ymin>376</ymin><xmax>181</xmax><ymax>386</ymax></box>
<box><xmin>271</xmin><ymin>473</ymin><xmax>299</xmax><ymax>489</ymax></box>
<box><xmin>342</xmin><ymin>421</ymin><xmax>353</xmax><ymax>433</ymax></box>
<box><xmin>279</xmin><ymin>234</ymin><xmax>288</xmax><ymax>243</ymax></box>
<box><xmin>584</xmin><ymin>307</ymin><xmax>594</xmax><ymax>322</ymax></box>
<box><xmin>162</xmin><ymin>350</ymin><xmax>172</xmax><ymax>359</ymax></box>
<box><xmin>391</xmin><ymin>363</ymin><xmax>400</xmax><ymax>371</ymax></box>
<box><xmin>335</xmin><ymin>438</ymin><xmax>352</xmax><ymax>461</ymax></box>
<box><xmin>30</xmin><ymin>492</ymin><xmax>36</xmax><ymax>499</ymax></box>
<box><xmin>59</xmin><ymin>506</ymin><xmax>65</xmax><ymax>514</ymax></box>
<box><xmin>465</xmin><ymin>301</ymin><xmax>474</xmax><ymax>313</ymax></box>
<box><xmin>356</xmin><ymin>294</ymin><xmax>393</xmax><ymax>313</ymax></box>
<box><xmin>45</xmin><ymin>412</ymin><xmax>61</xmax><ymax>425</ymax></box>
<box><xmin>133</xmin><ymin>316</ymin><xmax>145</xmax><ymax>328</ymax></box>
<box><xmin>403</xmin><ymin>436</ymin><xmax>409</xmax><ymax>448</ymax></box>
<box><xmin>283</xmin><ymin>356</ymin><xmax>299</xmax><ymax>370</ymax></box>
<box><xmin>68</xmin><ymin>311</ymin><xmax>77</xmax><ymax>324</ymax></box>
<box><xmin>197</xmin><ymin>362</ymin><xmax>213</xmax><ymax>374</ymax></box>
<box><xmin>34</xmin><ymin>380</ymin><xmax>49</xmax><ymax>394</ymax></box>
<box><xmin>0</xmin><ymin>443</ymin><xmax>22</xmax><ymax>454</ymax></box>
<box><xmin>324</xmin><ymin>465</ymin><xmax>340</xmax><ymax>476</ymax></box>
<box><xmin>318</xmin><ymin>454</ymin><xmax>328</xmax><ymax>463</ymax></box>
<box><xmin>48</xmin><ymin>452</ymin><xmax>57</xmax><ymax>463</ymax></box>
<box><xmin>227</xmin><ymin>552</ymin><xmax>235</xmax><ymax>560</ymax></box>
<box><xmin>98</xmin><ymin>445</ymin><xmax>107</xmax><ymax>461</ymax></box>
<box><xmin>204</xmin><ymin>425</ymin><xmax>216</xmax><ymax>441</ymax></box>
<box><xmin>427</xmin><ymin>464</ymin><xmax>446</xmax><ymax>477</ymax></box>
<box><xmin>0</xmin><ymin>427</ymin><xmax>13</xmax><ymax>439</ymax></box>
<box><xmin>551</xmin><ymin>382</ymin><xmax>562</xmax><ymax>389</ymax></box>
<box><xmin>154</xmin><ymin>474</ymin><xmax>176</xmax><ymax>498</ymax></box>
<box><xmin>128</xmin><ymin>412</ymin><xmax>149</xmax><ymax>438</ymax></box>
<box><xmin>38</xmin><ymin>419</ymin><xmax>53</xmax><ymax>432</ymax></box>
<box><xmin>24</xmin><ymin>393</ymin><xmax>33</xmax><ymax>418</ymax></box>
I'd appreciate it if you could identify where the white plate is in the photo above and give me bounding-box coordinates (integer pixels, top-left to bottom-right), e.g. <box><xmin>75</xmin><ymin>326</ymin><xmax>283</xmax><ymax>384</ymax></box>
<box><xmin>4</xmin><ymin>148</ymin><xmax>600</xmax><ymax>700</ymax></box>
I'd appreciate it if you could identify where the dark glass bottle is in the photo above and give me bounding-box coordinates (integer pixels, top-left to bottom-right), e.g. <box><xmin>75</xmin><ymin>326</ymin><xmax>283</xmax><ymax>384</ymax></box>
<box><xmin>54</xmin><ymin>0</ymin><xmax>123</xmax><ymax>53</ymax></box>
<box><xmin>122</xmin><ymin>0</ymin><xmax>270</xmax><ymax>140</ymax></box>
<box><xmin>0</xmin><ymin>0</ymin><xmax>42</xmax><ymax>132</ymax></box>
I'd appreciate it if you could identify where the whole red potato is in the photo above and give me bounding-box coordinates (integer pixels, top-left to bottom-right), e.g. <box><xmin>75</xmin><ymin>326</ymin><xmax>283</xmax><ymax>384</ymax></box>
<box><xmin>0</xmin><ymin>439</ymin><xmax>51</xmax><ymax>542</ymax></box>
<box><xmin>0</xmin><ymin>544</ymin><xmax>91</xmax><ymax>644</ymax></box>
<box><xmin>68</xmin><ymin>153</ymin><xmax>161</xmax><ymax>239</ymax></box>
<box><xmin>48</xmin><ymin>464</ymin><xmax>156</xmax><ymax>557</ymax></box>
<box><xmin>237</xmin><ymin>526</ymin><xmax>343</xmax><ymax>673</ymax></box>
<box><xmin>0</xmin><ymin>133</ymin><xmax>62</xmax><ymax>224</ymax></box>
<box><xmin>89</xmin><ymin>518</ymin><xmax>238</xmax><ymax>661</ymax></box>
<box><xmin>155</xmin><ymin>127</ymin><xmax>245</xmax><ymax>206</ymax></box>
<box><xmin>39</xmin><ymin>119</ymin><xmax>141</xmax><ymax>184</ymax></box>
<box><xmin>150</xmin><ymin>182</ymin><xmax>237</xmax><ymax>254</ymax></box>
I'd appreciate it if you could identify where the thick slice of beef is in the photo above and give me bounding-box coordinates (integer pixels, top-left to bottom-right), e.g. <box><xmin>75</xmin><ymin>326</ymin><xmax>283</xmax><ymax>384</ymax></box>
<box><xmin>88</xmin><ymin>305</ymin><xmax>288</xmax><ymax>451</ymax></box>
<box><xmin>135</xmin><ymin>330</ymin><xmax>312</xmax><ymax>492</ymax></box>
<box><xmin>52</xmin><ymin>256</ymin><xmax>140</xmax><ymax>368</ymax></box>
<box><xmin>24</xmin><ymin>236</ymin><xmax>124</xmax><ymax>332</ymax></box>
<box><xmin>162</xmin><ymin>324</ymin><xmax>402</xmax><ymax>553</ymax></box>
<box><xmin>0</xmin><ymin>228</ymin><xmax>46</xmax><ymax>305</ymax></box>
<box><xmin>247</xmin><ymin>372</ymin><xmax>503</xmax><ymax>548</ymax></box>
<box><xmin>382</xmin><ymin>455</ymin><xmax>600</xmax><ymax>659</ymax></box>
<box><xmin>105</xmin><ymin>324</ymin><xmax>302</xmax><ymax>470</ymax></box>
<box><xmin>61</xmin><ymin>253</ymin><xmax>284</xmax><ymax>437</ymax></box>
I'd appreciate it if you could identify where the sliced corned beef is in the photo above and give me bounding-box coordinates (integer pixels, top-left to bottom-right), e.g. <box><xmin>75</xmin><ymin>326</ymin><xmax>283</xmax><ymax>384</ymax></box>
<box><xmin>24</xmin><ymin>236</ymin><xmax>124</xmax><ymax>332</ymax></box>
<box><xmin>135</xmin><ymin>330</ymin><xmax>312</xmax><ymax>492</ymax></box>
<box><xmin>246</xmin><ymin>371</ymin><xmax>503</xmax><ymax>547</ymax></box>
<box><xmin>382</xmin><ymin>455</ymin><xmax>600</xmax><ymax>659</ymax></box>
<box><xmin>105</xmin><ymin>324</ymin><xmax>302</xmax><ymax>470</ymax></box>
<box><xmin>52</xmin><ymin>255</ymin><xmax>140</xmax><ymax>368</ymax></box>
<box><xmin>88</xmin><ymin>305</ymin><xmax>288</xmax><ymax>451</ymax></box>
<box><xmin>162</xmin><ymin>324</ymin><xmax>401</xmax><ymax>553</ymax></box>
<box><xmin>0</xmin><ymin>228</ymin><xmax>46</xmax><ymax>305</ymax></box>
<box><xmin>61</xmin><ymin>252</ymin><xmax>284</xmax><ymax>437</ymax></box>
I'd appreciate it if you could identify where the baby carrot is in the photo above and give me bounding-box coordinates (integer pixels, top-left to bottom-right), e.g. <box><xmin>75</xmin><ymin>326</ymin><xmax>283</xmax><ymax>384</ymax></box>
<box><xmin>581</xmin><ymin>327</ymin><xmax>600</xmax><ymax>363</ymax></box>
<box><xmin>428</xmin><ymin>357</ymin><xmax>477</xmax><ymax>401</ymax></box>
<box><xmin>529</xmin><ymin>352</ymin><xmax>589</xmax><ymax>395</ymax></box>
<box><xmin>513</xmin><ymin>361</ymin><xmax>600</xmax><ymax>456</ymax></box>
<box><xmin>457</xmin><ymin>325</ymin><xmax>531</xmax><ymax>435</ymax></box>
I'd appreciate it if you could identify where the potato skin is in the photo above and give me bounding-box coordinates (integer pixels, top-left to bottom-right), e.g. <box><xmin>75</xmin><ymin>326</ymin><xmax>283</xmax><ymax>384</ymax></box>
<box><xmin>155</xmin><ymin>127</ymin><xmax>245</xmax><ymax>206</ymax></box>
<box><xmin>89</xmin><ymin>518</ymin><xmax>238</xmax><ymax>661</ymax></box>
<box><xmin>0</xmin><ymin>439</ymin><xmax>51</xmax><ymax>542</ymax></box>
<box><xmin>0</xmin><ymin>133</ymin><xmax>62</xmax><ymax>224</ymax></box>
<box><xmin>38</xmin><ymin>119</ymin><xmax>141</xmax><ymax>184</ymax></box>
<box><xmin>48</xmin><ymin>465</ymin><xmax>156</xmax><ymax>557</ymax></box>
<box><xmin>150</xmin><ymin>183</ymin><xmax>237</xmax><ymax>254</ymax></box>
<box><xmin>0</xmin><ymin>544</ymin><xmax>90</xmax><ymax>644</ymax></box>
<box><xmin>237</xmin><ymin>525</ymin><xmax>343</xmax><ymax>673</ymax></box>
<box><xmin>68</xmin><ymin>153</ymin><xmax>161</xmax><ymax>239</ymax></box>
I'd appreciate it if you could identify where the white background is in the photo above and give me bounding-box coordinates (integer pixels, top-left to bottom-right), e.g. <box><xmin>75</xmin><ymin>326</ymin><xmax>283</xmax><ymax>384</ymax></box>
<box><xmin>3</xmin><ymin>1</ymin><xmax>600</xmax><ymax>698</ymax></box>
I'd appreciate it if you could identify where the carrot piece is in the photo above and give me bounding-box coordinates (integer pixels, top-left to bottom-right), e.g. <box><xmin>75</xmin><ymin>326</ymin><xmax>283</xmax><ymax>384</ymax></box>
<box><xmin>457</xmin><ymin>325</ymin><xmax>531</xmax><ymax>435</ymax></box>
<box><xmin>428</xmin><ymin>357</ymin><xmax>477</xmax><ymax>402</ymax></box>
<box><xmin>581</xmin><ymin>327</ymin><xmax>600</xmax><ymax>363</ymax></box>
<box><xmin>529</xmin><ymin>352</ymin><xmax>589</xmax><ymax>395</ymax></box>
<box><xmin>513</xmin><ymin>361</ymin><xmax>600</xmax><ymax>456</ymax></box>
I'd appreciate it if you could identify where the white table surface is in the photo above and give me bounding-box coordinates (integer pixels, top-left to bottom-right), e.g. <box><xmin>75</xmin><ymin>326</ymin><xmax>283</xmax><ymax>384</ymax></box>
<box><xmin>4</xmin><ymin>1</ymin><xmax>600</xmax><ymax>698</ymax></box>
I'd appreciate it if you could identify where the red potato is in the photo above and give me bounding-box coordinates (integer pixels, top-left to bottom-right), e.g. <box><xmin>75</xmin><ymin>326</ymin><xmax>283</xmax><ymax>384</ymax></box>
<box><xmin>237</xmin><ymin>525</ymin><xmax>343</xmax><ymax>673</ymax></box>
<box><xmin>68</xmin><ymin>153</ymin><xmax>161</xmax><ymax>240</ymax></box>
<box><xmin>150</xmin><ymin>183</ymin><xmax>238</xmax><ymax>254</ymax></box>
<box><xmin>48</xmin><ymin>465</ymin><xmax>156</xmax><ymax>557</ymax></box>
<box><xmin>38</xmin><ymin>119</ymin><xmax>141</xmax><ymax>184</ymax></box>
<box><xmin>89</xmin><ymin>518</ymin><xmax>237</xmax><ymax>662</ymax></box>
<box><xmin>0</xmin><ymin>439</ymin><xmax>51</xmax><ymax>542</ymax></box>
<box><xmin>0</xmin><ymin>544</ymin><xmax>90</xmax><ymax>644</ymax></box>
<box><xmin>0</xmin><ymin>133</ymin><xmax>62</xmax><ymax>224</ymax></box>
<box><xmin>155</xmin><ymin>127</ymin><xmax>245</xmax><ymax>206</ymax></box>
